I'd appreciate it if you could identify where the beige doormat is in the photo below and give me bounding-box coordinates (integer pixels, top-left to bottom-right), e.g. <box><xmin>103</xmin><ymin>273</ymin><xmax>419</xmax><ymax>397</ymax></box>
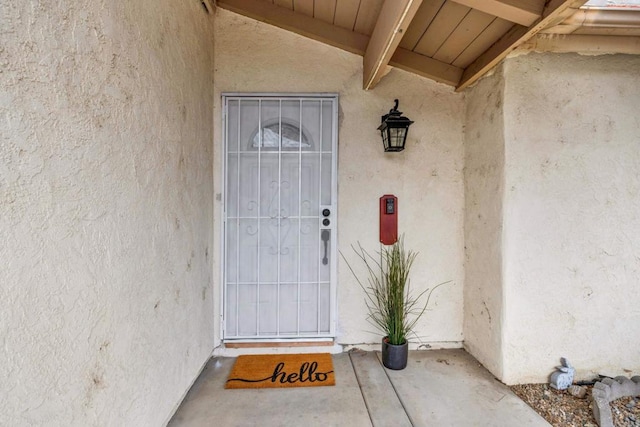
<box><xmin>225</xmin><ymin>353</ymin><xmax>335</xmax><ymax>389</ymax></box>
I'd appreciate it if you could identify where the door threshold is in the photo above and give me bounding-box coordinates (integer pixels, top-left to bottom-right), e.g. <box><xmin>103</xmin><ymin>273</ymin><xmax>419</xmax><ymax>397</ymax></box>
<box><xmin>225</xmin><ymin>340</ymin><xmax>335</xmax><ymax>349</ymax></box>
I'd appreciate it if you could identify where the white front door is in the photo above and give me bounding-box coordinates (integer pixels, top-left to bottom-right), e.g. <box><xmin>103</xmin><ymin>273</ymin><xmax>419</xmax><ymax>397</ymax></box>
<box><xmin>223</xmin><ymin>94</ymin><xmax>338</xmax><ymax>340</ymax></box>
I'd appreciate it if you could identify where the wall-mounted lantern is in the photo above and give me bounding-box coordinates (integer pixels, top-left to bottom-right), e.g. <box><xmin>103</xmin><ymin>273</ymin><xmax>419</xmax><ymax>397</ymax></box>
<box><xmin>377</xmin><ymin>99</ymin><xmax>414</xmax><ymax>152</ymax></box>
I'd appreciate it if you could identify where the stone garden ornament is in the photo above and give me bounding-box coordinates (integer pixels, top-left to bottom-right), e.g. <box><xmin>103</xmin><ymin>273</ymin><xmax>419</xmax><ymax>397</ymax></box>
<box><xmin>549</xmin><ymin>357</ymin><xmax>575</xmax><ymax>390</ymax></box>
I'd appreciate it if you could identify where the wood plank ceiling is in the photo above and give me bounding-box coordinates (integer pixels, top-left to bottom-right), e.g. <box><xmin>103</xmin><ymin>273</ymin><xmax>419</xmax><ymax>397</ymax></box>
<box><xmin>216</xmin><ymin>0</ymin><xmax>640</xmax><ymax>91</ymax></box>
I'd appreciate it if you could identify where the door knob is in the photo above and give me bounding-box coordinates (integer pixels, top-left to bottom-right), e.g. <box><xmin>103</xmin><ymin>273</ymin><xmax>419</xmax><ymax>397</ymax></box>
<box><xmin>322</xmin><ymin>209</ymin><xmax>331</xmax><ymax>217</ymax></box>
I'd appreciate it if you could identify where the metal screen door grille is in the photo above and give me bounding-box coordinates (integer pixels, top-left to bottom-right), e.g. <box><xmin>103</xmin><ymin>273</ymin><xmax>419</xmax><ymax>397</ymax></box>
<box><xmin>223</xmin><ymin>94</ymin><xmax>337</xmax><ymax>339</ymax></box>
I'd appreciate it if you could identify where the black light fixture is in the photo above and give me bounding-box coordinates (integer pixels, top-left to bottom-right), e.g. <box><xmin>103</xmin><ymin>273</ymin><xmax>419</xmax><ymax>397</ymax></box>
<box><xmin>377</xmin><ymin>99</ymin><xmax>414</xmax><ymax>152</ymax></box>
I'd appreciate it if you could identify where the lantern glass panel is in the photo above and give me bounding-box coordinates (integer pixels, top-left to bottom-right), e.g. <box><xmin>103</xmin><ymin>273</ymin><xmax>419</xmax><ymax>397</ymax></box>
<box><xmin>390</xmin><ymin>127</ymin><xmax>406</xmax><ymax>149</ymax></box>
<box><xmin>380</xmin><ymin>129</ymin><xmax>390</xmax><ymax>151</ymax></box>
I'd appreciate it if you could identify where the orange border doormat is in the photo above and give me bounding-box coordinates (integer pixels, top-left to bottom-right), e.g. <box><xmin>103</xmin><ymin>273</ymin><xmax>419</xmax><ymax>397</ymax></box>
<box><xmin>225</xmin><ymin>353</ymin><xmax>335</xmax><ymax>389</ymax></box>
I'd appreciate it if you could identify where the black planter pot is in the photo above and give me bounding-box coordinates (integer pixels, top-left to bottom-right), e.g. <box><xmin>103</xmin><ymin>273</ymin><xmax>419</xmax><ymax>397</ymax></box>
<box><xmin>381</xmin><ymin>337</ymin><xmax>408</xmax><ymax>370</ymax></box>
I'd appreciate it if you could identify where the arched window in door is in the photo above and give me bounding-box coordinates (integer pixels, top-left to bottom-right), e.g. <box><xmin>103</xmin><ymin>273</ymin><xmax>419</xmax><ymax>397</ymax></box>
<box><xmin>250</xmin><ymin>120</ymin><xmax>312</xmax><ymax>150</ymax></box>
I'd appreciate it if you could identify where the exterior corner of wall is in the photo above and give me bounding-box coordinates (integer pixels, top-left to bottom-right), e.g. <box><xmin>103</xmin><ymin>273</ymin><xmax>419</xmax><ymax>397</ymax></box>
<box><xmin>462</xmin><ymin>63</ymin><xmax>507</xmax><ymax>380</ymax></box>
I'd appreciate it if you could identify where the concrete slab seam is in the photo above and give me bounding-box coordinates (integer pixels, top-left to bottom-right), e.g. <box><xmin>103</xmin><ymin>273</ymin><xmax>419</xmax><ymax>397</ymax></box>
<box><xmin>375</xmin><ymin>352</ymin><xmax>416</xmax><ymax>427</ymax></box>
<box><xmin>348</xmin><ymin>352</ymin><xmax>377</xmax><ymax>427</ymax></box>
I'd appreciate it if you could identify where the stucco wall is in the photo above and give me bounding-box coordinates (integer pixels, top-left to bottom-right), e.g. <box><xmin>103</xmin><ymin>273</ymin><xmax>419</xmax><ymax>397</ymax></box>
<box><xmin>213</xmin><ymin>9</ymin><xmax>465</xmax><ymax>349</ymax></box>
<box><xmin>463</xmin><ymin>67</ymin><xmax>506</xmax><ymax>378</ymax></box>
<box><xmin>0</xmin><ymin>1</ymin><xmax>215</xmax><ymax>425</ymax></box>
<box><xmin>501</xmin><ymin>53</ymin><xmax>640</xmax><ymax>384</ymax></box>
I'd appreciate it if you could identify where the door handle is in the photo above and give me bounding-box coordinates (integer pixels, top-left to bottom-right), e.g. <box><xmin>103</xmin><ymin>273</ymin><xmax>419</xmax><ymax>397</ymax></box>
<box><xmin>321</xmin><ymin>229</ymin><xmax>330</xmax><ymax>265</ymax></box>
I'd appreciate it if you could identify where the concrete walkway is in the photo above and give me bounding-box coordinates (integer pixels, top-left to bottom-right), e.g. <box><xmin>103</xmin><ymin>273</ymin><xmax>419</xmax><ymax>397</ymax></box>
<box><xmin>168</xmin><ymin>349</ymin><xmax>550</xmax><ymax>427</ymax></box>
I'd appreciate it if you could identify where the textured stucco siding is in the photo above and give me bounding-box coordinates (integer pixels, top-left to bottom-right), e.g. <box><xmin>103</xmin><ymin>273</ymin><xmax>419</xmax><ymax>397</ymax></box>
<box><xmin>463</xmin><ymin>67</ymin><xmax>506</xmax><ymax>379</ymax></box>
<box><xmin>213</xmin><ymin>9</ymin><xmax>466</xmax><ymax>349</ymax></box>
<box><xmin>4</xmin><ymin>0</ymin><xmax>637</xmax><ymax>415</ymax></box>
<box><xmin>501</xmin><ymin>53</ymin><xmax>640</xmax><ymax>384</ymax></box>
<box><xmin>0</xmin><ymin>1</ymin><xmax>215</xmax><ymax>425</ymax></box>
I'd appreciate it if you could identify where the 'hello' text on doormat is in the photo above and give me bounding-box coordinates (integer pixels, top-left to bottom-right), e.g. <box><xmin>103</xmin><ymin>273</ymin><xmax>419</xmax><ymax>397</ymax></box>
<box><xmin>225</xmin><ymin>353</ymin><xmax>335</xmax><ymax>389</ymax></box>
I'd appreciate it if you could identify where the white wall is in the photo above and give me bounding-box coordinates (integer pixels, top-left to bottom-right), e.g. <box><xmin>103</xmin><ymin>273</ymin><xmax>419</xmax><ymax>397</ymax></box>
<box><xmin>213</xmin><ymin>9</ymin><xmax>465</xmax><ymax>349</ymax></box>
<box><xmin>463</xmin><ymin>67</ymin><xmax>506</xmax><ymax>378</ymax></box>
<box><xmin>501</xmin><ymin>53</ymin><xmax>640</xmax><ymax>384</ymax></box>
<box><xmin>464</xmin><ymin>53</ymin><xmax>640</xmax><ymax>385</ymax></box>
<box><xmin>0</xmin><ymin>1</ymin><xmax>215</xmax><ymax>425</ymax></box>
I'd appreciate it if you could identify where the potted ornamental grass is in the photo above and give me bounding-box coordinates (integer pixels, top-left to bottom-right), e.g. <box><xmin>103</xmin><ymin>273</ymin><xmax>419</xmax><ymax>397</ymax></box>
<box><xmin>343</xmin><ymin>237</ymin><xmax>448</xmax><ymax>370</ymax></box>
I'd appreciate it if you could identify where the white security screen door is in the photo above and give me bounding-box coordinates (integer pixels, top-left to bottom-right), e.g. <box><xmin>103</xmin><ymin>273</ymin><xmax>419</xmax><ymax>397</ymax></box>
<box><xmin>223</xmin><ymin>94</ymin><xmax>338</xmax><ymax>340</ymax></box>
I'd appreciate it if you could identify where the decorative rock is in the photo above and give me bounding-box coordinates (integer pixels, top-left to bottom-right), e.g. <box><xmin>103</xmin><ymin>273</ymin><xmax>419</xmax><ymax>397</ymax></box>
<box><xmin>594</xmin><ymin>381</ymin><xmax>612</xmax><ymax>399</ymax></box>
<box><xmin>568</xmin><ymin>385</ymin><xmax>587</xmax><ymax>398</ymax></box>
<box><xmin>591</xmin><ymin>375</ymin><xmax>640</xmax><ymax>427</ymax></box>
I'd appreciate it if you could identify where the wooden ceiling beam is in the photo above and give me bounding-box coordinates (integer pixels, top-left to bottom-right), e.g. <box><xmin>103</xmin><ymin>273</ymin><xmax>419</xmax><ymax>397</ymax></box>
<box><xmin>363</xmin><ymin>0</ymin><xmax>424</xmax><ymax>90</ymax></box>
<box><xmin>456</xmin><ymin>0</ymin><xmax>589</xmax><ymax>92</ymax></box>
<box><xmin>390</xmin><ymin>48</ymin><xmax>463</xmax><ymax>87</ymax></box>
<box><xmin>450</xmin><ymin>0</ymin><xmax>544</xmax><ymax>26</ymax></box>
<box><xmin>217</xmin><ymin>0</ymin><xmax>369</xmax><ymax>56</ymax></box>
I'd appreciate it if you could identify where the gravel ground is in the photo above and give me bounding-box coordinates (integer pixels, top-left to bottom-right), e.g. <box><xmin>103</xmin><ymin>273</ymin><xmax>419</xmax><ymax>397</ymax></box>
<box><xmin>511</xmin><ymin>383</ymin><xmax>640</xmax><ymax>426</ymax></box>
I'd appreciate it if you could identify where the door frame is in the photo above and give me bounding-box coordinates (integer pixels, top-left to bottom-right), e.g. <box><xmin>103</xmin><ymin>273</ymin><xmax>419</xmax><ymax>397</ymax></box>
<box><xmin>219</xmin><ymin>92</ymin><xmax>339</xmax><ymax>343</ymax></box>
